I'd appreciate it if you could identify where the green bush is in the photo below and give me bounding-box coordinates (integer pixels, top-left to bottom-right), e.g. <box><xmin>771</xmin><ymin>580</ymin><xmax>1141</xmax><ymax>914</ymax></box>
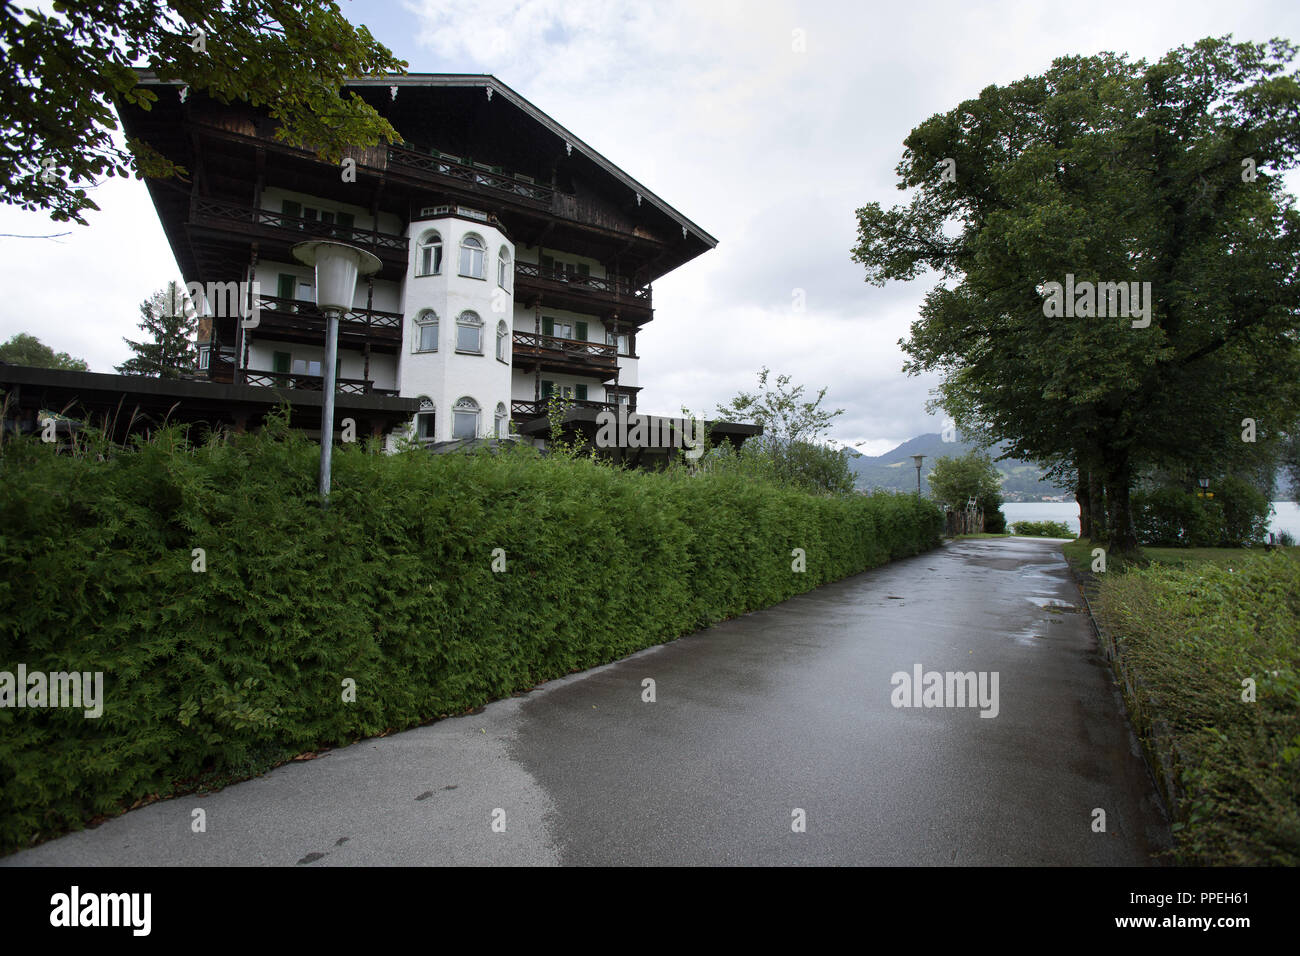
<box><xmin>0</xmin><ymin>424</ymin><xmax>943</xmax><ymax>853</ymax></box>
<box><xmin>984</xmin><ymin>508</ymin><xmax>1007</xmax><ymax>534</ymax></box>
<box><xmin>1096</xmin><ymin>554</ymin><xmax>1300</xmax><ymax>864</ymax></box>
<box><xmin>1011</xmin><ymin>520</ymin><xmax>1074</xmax><ymax>538</ymax></box>
<box><xmin>1133</xmin><ymin>478</ymin><xmax>1271</xmax><ymax>547</ymax></box>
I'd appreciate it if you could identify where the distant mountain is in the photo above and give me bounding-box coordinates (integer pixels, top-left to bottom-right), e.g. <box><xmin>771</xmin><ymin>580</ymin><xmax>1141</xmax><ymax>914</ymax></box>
<box><xmin>847</xmin><ymin>433</ymin><xmax>1072</xmax><ymax>501</ymax></box>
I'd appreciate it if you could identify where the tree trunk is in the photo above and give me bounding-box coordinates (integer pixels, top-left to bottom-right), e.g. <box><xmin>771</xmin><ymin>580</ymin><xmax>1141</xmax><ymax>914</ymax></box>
<box><xmin>1088</xmin><ymin>468</ymin><xmax>1107</xmax><ymax>543</ymax></box>
<box><xmin>1104</xmin><ymin>458</ymin><xmax>1139</xmax><ymax>555</ymax></box>
<box><xmin>1075</xmin><ymin>469</ymin><xmax>1092</xmax><ymax>540</ymax></box>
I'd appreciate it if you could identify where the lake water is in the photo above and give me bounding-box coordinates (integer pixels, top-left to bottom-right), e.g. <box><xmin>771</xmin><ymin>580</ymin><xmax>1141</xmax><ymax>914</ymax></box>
<box><xmin>1000</xmin><ymin>501</ymin><xmax>1300</xmax><ymax>540</ymax></box>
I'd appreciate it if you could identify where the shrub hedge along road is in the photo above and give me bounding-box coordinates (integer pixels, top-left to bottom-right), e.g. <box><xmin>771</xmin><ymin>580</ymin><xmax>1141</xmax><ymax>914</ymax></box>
<box><xmin>0</xmin><ymin>425</ymin><xmax>943</xmax><ymax>853</ymax></box>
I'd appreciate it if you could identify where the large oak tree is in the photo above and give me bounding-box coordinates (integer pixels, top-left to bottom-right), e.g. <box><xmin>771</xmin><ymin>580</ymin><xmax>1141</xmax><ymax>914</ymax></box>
<box><xmin>853</xmin><ymin>37</ymin><xmax>1300</xmax><ymax>553</ymax></box>
<box><xmin>2</xmin><ymin>0</ymin><xmax>406</xmax><ymax>224</ymax></box>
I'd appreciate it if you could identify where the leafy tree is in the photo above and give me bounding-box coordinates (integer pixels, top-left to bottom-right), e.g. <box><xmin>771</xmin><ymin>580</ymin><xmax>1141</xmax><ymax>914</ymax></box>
<box><xmin>714</xmin><ymin>367</ymin><xmax>853</xmax><ymax>493</ymax></box>
<box><xmin>0</xmin><ymin>333</ymin><xmax>90</xmax><ymax>370</ymax></box>
<box><xmin>928</xmin><ymin>449</ymin><xmax>1005</xmax><ymax>530</ymax></box>
<box><xmin>2</xmin><ymin>0</ymin><xmax>406</xmax><ymax>224</ymax></box>
<box><xmin>852</xmin><ymin>37</ymin><xmax>1300</xmax><ymax>554</ymax></box>
<box><xmin>116</xmin><ymin>282</ymin><xmax>197</xmax><ymax>377</ymax></box>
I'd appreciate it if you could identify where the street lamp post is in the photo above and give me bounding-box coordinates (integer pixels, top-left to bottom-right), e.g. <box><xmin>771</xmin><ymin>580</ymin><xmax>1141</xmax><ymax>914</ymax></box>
<box><xmin>291</xmin><ymin>240</ymin><xmax>381</xmax><ymax>501</ymax></box>
<box><xmin>912</xmin><ymin>454</ymin><xmax>925</xmax><ymax>496</ymax></box>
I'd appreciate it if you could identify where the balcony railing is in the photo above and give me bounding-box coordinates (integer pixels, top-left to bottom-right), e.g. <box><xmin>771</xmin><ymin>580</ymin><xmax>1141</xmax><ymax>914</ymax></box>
<box><xmin>511</xmin><ymin>398</ymin><xmax>617</xmax><ymax>418</ymax></box>
<box><xmin>256</xmin><ymin>294</ymin><xmax>402</xmax><ymax>342</ymax></box>
<box><xmin>190</xmin><ymin>197</ymin><xmax>409</xmax><ymax>262</ymax></box>
<box><xmin>239</xmin><ymin>368</ymin><xmax>398</xmax><ymax>396</ymax></box>
<box><xmin>387</xmin><ymin>146</ymin><xmax>554</xmax><ymax>205</ymax></box>
<box><xmin>511</xmin><ymin>331</ymin><xmax>618</xmax><ymax>371</ymax></box>
<box><xmin>514</xmin><ymin>262</ymin><xmax>650</xmax><ymax>302</ymax></box>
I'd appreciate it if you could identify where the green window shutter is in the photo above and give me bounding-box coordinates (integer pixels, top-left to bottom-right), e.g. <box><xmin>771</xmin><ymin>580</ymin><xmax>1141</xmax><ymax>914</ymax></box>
<box><xmin>575</xmin><ymin>384</ymin><xmax>587</xmax><ymax>401</ymax></box>
<box><xmin>281</xmin><ymin>200</ymin><xmax>301</xmax><ymax>219</ymax></box>
<box><xmin>577</xmin><ymin>263</ymin><xmax>590</xmax><ymax>276</ymax></box>
<box><xmin>272</xmin><ymin>351</ymin><xmax>291</xmax><ymax>374</ymax></box>
<box><xmin>575</xmin><ymin>321</ymin><xmax>588</xmax><ymax>341</ymax></box>
<box><xmin>276</xmin><ymin>274</ymin><xmax>295</xmax><ymax>299</ymax></box>
<box><xmin>542</xmin><ymin>317</ymin><xmax>554</xmax><ymax>337</ymax></box>
<box><xmin>541</xmin><ymin>380</ymin><xmax>553</xmax><ymax>398</ymax></box>
<box><xmin>337</xmin><ymin>212</ymin><xmax>355</xmax><ymax>229</ymax></box>
<box><xmin>540</xmin><ymin>255</ymin><xmax>554</xmax><ymax>273</ymax></box>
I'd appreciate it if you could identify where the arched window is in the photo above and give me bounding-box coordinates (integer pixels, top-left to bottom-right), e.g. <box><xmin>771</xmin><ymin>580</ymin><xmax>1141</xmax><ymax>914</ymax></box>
<box><xmin>415</xmin><ymin>396</ymin><xmax>436</xmax><ymax>443</ymax></box>
<box><xmin>456</xmin><ymin>310</ymin><xmax>483</xmax><ymax>353</ymax></box>
<box><xmin>459</xmin><ymin>234</ymin><xmax>486</xmax><ymax>279</ymax></box>
<box><xmin>417</xmin><ymin>231</ymin><xmax>442</xmax><ymax>276</ymax></box>
<box><xmin>497</xmin><ymin>246</ymin><xmax>511</xmax><ymax>290</ymax></box>
<box><xmin>413</xmin><ymin>309</ymin><xmax>438</xmax><ymax>352</ymax></box>
<box><xmin>496</xmin><ymin>320</ymin><xmax>509</xmax><ymax>362</ymax></box>
<box><xmin>453</xmin><ymin>396</ymin><xmax>480</xmax><ymax>439</ymax></box>
<box><xmin>495</xmin><ymin>402</ymin><xmax>508</xmax><ymax>438</ymax></box>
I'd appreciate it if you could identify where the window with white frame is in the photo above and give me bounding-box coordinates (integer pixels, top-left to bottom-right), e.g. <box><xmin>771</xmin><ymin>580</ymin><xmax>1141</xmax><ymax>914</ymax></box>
<box><xmin>495</xmin><ymin>402</ymin><xmax>508</xmax><ymax>438</ymax></box>
<box><xmin>292</xmin><ymin>357</ymin><xmax>323</xmax><ymax>377</ymax></box>
<box><xmin>415</xmin><ymin>397</ymin><xmax>436</xmax><ymax>443</ymax></box>
<box><xmin>453</xmin><ymin>396</ymin><xmax>480</xmax><ymax>439</ymax></box>
<box><xmin>414</xmin><ymin>310</ymin><xmax>438</xmax><ymax>352</ymax></box>
<box><xmin>496</xmin><ymin>320</ymin><xmax>509</xmax><ymax>362</ymax></box>
<box><xmin>497</xmin><ymin>246</ymin><xmax>511</xmax><ymax>290</ymax></box>
<box><xmin>459</xmin><ymin>234</ymin><xmax>486</xmax><ymax>279</ymax></box>
<box><xmin>197</xmin><ymin>346</ymin><xmax>210</xmax><ymax>370</ymax></box>
<box><xmin>417</xmin><ymin>231</ymin><xmax>442</xmax><ymax>276</ymax></box>
<box><xmin>606</xmin><ymin>330</ymin><xmax>630</xmax><ymax>355</ymax></box>
<box><xmin>456</xmin><ymin>311</ymin><xmax>483</xmax><ymax>353</ymax></box>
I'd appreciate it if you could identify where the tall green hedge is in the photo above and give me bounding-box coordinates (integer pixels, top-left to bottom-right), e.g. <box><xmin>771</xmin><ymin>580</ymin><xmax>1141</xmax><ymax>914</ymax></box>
<box><xmin>0</xmin><ymin>424</ymin><xmax>942</xmax><ymax>853</ymax></box>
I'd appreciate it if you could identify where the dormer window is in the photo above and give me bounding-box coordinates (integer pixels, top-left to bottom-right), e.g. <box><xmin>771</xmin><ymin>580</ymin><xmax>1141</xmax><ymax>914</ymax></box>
<box><xmin>417</xmin><ymin>231</ymin><xmax>442</xmax><ymax>276</ymax></box>
<box><xmin>459</xmin><ymin>234</ymin><xmax>486</xmax><ymax>279</ymax></box>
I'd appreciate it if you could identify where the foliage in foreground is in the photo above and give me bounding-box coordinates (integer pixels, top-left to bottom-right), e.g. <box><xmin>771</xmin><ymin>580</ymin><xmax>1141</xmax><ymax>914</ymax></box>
<box><xmin>1095</xmin><ymin>555</ymin><xmax>1300</xmax><ymax>865</ymax></box>
<box><xmin>0</xmin><ymin>421</ymin><xmax>942</xmax><ymax>853</ymax></box>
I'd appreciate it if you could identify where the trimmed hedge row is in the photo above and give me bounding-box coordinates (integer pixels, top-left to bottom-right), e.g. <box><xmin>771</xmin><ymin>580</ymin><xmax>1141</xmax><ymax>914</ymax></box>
<box><xmin>0</xmin><ymin>425</ymin><xmax>942</xmax><ymax>852</ymax></box>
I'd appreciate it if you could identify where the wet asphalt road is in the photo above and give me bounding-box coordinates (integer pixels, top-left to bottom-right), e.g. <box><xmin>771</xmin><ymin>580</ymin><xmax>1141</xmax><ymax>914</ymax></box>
<box><xmin>4</xmin><ymin>538</ymin><xmax>1170</xmax><ymax>866</ymax></box>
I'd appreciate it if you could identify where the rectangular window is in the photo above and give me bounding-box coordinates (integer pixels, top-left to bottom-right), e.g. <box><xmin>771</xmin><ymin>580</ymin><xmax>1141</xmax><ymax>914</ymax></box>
<box><xmin>453</xmin><ymin>411</ymin><xmax>477</xmax><ymax>439</ymax></box>
<box><xmin>281</xmin><ymin>200</ymin><xmax>301</xmax><ymax>220</ymax></box>
<box><xmin>542</xmin><ymin>316</ymin><xmax>553</xmax><ymax>337</ymax></box>
<box><xmin>198</xmin><ymin>348</ymin><xmax>210</xmax><ymax>370</ymax></box>
<box><xmin>540</xmin><ymin>254</ymin><xmax>555</xmax><ymax>275</ymax></box>
<box><xmin>420</xmin><ymin>244</ymin><xmax>442</xmax><ymax>276</ymax></box>
<box><xmin>417</xmin><ymin>413</ymin><xmax>436</xmax><ymax>442</ymax></box>
<box><xmin>272</xmin><ymin>351</ymin><xmax>291</xmax><ymax>374</ymax></box>
<box><xmin>336</xmin><ymin>212</ymin><xmax>355</xmax><ymax>230</ymax></box>
<box><xmin>457</xmin><ymin>324</ymin><xmax>481</xmax><ymax>352</ymax></box>
<box><xmin>541</xmin><ymin>380</ymin><xmax>553</xmax><ymax>398</ymax></box>
<box><xmin>276</xmin><ymin>274</ymin><xmax>295</xmax><ymax>301</ymax></box>
<box><xmin>575</xmin><ymin>384</ymin><xmax>587</xmax><ymax>401</ymax></box>
<box><xmin>418</xmin><ymin>323</ymin><xmax>438</xmax><ymax>352</ymax></box>
<box><xmin>292</xmin><ymin>357</ymin><xmax>322</xmax><ymax>377</ymax></box>
<box><xmin>551</xmin><ymin>321</ymin><xmax>572</xmax><ymax>340</ymax></box>
<box><xmin>607</xmin><ymin>332</ymin><xmax>630</xmax><ymax>355</ymax></box>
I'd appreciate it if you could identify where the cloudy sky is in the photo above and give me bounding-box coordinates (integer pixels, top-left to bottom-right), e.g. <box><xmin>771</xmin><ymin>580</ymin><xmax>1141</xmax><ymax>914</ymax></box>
<box><xmin>2</xmin><ymin>0</ymin><xmax>1298</xmax><ymax>454</ymax></box>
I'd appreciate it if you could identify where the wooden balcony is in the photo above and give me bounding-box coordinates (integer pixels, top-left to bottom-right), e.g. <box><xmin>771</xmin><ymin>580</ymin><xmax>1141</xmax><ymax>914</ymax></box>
<box><xmin>514</xmin><ymin>261</ymin><xmax>651</xmax><ymax>318</ymax></box>
<box><xmin>387</xmin><ymin>145</ymin><xmax>554</xmax><ymax>208</ymax></box>
<box><xmin>253</xmin><ymin>294</ymin><xmax>403</xmax><ymax>351</ymax></box>
<box><xmin>238</xmin><ymin>368</ymin><xmax>398</xmax><ymax>396</ymax></box>
<box><xmin>511</xmin><ymin>331</ymin><xmax>619</xmax><ymax>380</ymax></box>
<box><xmin>511</xmin><ymin>398</ymin><xmax>616</xmax><ymax>419</ymax></box>
<box><xmin>189</xmin><ymin>196</ymin><xmax>409</xmax><ymax>268</ymax></box>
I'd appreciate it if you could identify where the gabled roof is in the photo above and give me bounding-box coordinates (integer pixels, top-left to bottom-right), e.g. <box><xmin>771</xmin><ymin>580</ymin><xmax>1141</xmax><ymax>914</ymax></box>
<box><xmin>344</xmin><ymin>74</ymin><xmax>718</xmax><ymax>249</ymax></box>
